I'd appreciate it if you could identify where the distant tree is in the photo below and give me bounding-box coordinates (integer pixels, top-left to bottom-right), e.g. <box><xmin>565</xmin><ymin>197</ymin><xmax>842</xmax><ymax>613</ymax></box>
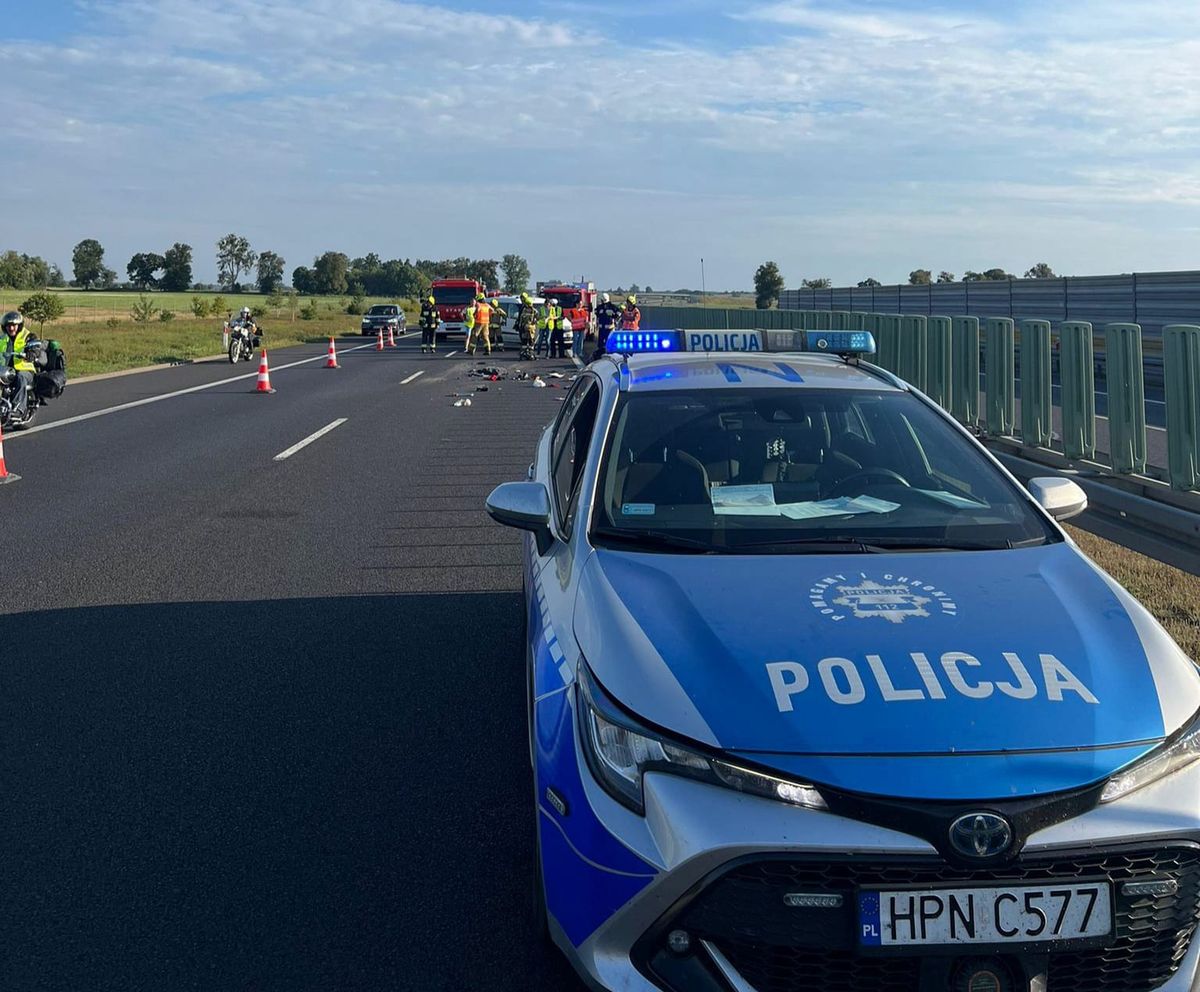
<box><xmin>753</xmin><ymin>261</ymin><xmax>785</xmax><ymax>309</ymax></box>
<box><xmin>292</xmin><ymin>266</ymin><xmax>315</xmax><ymax>295</ymax></box>
<box><xmin>215</xmin><ymin>233</ymin><xmax>258</xmax><ymax>289</ymax></box>
<box><xmin>467</xmin><ymin>258</ymin><xmax>500</xmax><ymax>290</ymax></box>
<box><xmin>801</xmin><ymin>277</ymin><xmax>832</xmax><ymax>289</ymax></box>
<box><xmin>99</xmin><ymin>266</ymin><xmax>118</xmax><ymax>289</ymax></box>
<box><xmin>47</xmin><ymin>264</ymin><xmax>66</xmax><ymax>287</ymax></box>
<box><xmin>127</xmin><ymin>252</ymin><xmax>165</xmax><ymax>291</ymax></box>
<box><xmin>982</xmin><ymin>268</ymin><xmax>1012</xmax><ymax>280</ymax></box>
<box><xmin>312</xmin><ymin>252</ymin><xmax>349</xmax><ymax>295</ymax></box>
<box><xmin>256</xmin><ymin>251</ymin><xmax>286</xmax><ymax>293</ymax></box>
<box><xmin>629</xmin><ymin>283</ymin><xmax>642</xmax><ymax>295</ymax></box>
<box><xmin>500</xmin><ymin>254</ymin><xmax>531</xmax><ymax>294</ymax></box>
<box><xmin>937</xmin><ymin>271</ymin><xmax>956</xmax><ymax>283</ymax></box>
<box><xmin>857</xmin><ymin>277</ymin><xmax>882</xmax><ymax>287</ymax></box>
<box><xmin>908</xmin><ymin>269</ymin><xmax>932</xmax><ymax>285</ymax></box>
<box><xmin>19</xmin><ymin>291</ymin><xmax>66</xmax><ymax>330</ymax></box>
<box><xmin>0</xmin><ymin>251</ymin><xmax>54</xmax><ymax>289</ymax></box>
<box><xmin>1024</xmin><ymin>262</ymin><xmax>1056</xmax><ymax>279</ymax></box>
<box><xmin>963</xmin><ymin>270</ymin><xmax>982</xmax><ymax>282</ymax></box>
<box><xmin>161</xmin><ymin>243</ymin><xmax>194</xmax><ymax>292</ymax></box>
<box><xmin>71</xmin><ymin>238</ymin><xmax>107</xmax><ymax>288</ymax></box>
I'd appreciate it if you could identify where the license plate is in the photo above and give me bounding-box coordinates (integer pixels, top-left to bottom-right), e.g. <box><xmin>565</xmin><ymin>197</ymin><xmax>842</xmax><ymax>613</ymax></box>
<box><xmin>859</xmin><ymin>882</ymin><xmax>1112</xmax><ymax>947</ymax></box>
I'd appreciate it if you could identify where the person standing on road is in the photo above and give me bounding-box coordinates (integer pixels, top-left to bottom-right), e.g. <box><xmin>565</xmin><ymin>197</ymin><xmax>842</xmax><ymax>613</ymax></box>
<box><xmin>2</xmin><ymin>311</ymin><xmax>37</xmax><ymax>417</ymax></box>
<box><xmin>516</xmin><ymin>293</ymin><xmax>538</xmax><ymax>361</ymax></box>
<box><xmin>593</xmin><ymin>292</ymin><xmax>621</xmax><ymax>360</ymax></box>
<box><xmin>419</xmin><ymin>295</ymin><xmax>439</xmax><ymax>353</ymax></box>
<box><xmin>465</xmin><ymin>294</ymin><xmax>492</xmax><ymax>356</ymax></box>
<box><xmin>490</xmin><ymin>298</ymin><xmax>507</xmax><ymax>352</ymax></box>
<box><xmin>546</xmin><ymin>298</ymin><xmax>567</xmax><ymax>359</ymax></box>
<box><xmin>619</xmin><ymin>294</ymin><xmax>641</xmax><ymax>331</ymax></box>
<box><xmin>462</xmin><ymin>295</ymin><xmax>476</xmax><ymax>354</ymax></box>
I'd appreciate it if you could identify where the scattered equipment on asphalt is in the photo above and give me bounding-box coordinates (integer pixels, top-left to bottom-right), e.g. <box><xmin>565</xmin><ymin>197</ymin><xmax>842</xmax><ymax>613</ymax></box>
<box><xmin>324</xmin><ymin>338</ymin><xmax>340</xmax><ymax>369</ymax></box>
<box><xmin>254</xmin><ymin>350</ymin><xmax>275</xmax><ymax>394</ymax></box>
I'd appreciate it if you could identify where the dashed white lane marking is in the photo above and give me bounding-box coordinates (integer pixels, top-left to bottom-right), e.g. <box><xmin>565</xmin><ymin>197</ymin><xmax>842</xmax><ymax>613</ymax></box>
<box><xmin>443</xmin><ymin>351</ymin><xmax>458</xmax><ymax>358</ymax></box>
<box><xmin>14</xmin><ymin>343</ymin><xmax>376</xmax><ymax>438</ymax></box>
<box><xmin>273</xmin><ymin>418</ymin><xmax>347</xmax><ymax>461</ymax></box>
<box><xmin>400</xmin><ymin>371</ymin><xmax>425</xmax><ymax>385</ymax></box>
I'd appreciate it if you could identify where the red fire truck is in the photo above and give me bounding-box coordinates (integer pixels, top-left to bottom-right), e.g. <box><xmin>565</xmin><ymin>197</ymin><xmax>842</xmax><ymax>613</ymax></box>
<box><xmin>430</xmin><ymin>277</ymin><xmax>484</xmax><ymax>339</ymax></box>
<box><xmin>537</xmin><ymin>281</ymin><xmax>596</xmax><ymax>340</ymax></box>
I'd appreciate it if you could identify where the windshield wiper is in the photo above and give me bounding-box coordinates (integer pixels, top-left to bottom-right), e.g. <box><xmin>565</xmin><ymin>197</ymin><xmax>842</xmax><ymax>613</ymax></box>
<box><xmin>734</xmin><ymin>534</ymin><xmax>1049</xmax><ymax>554</ymax></box>
<box><xmin>733</xmin><ymin>536</ymin><xmax>889</xmax><ymax>554</ymax></box>
<box><xmin>592</xmin><ymin>527</ymin><xmax>719</xmax><ymax>554</ymax></box>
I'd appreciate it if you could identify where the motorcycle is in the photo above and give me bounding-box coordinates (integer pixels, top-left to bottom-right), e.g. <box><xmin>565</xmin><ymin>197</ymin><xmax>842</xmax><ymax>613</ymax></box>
<box><xmin>0</xmin><ymin>340</ymin><xmax>67</xmax><ymax>431</ymax></box>
<box><xmin>227</xmin><ymin>321</ymin><xmax>261</xmax><ymax>364</ymax></box>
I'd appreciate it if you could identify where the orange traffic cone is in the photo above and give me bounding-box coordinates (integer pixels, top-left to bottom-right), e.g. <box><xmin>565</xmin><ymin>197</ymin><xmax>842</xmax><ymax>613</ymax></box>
<box><xmin>376</xmin><ymin>330</ymin><xmax>384</xmax><ymax>352</ymax></box>
<box><xmin>0</xmin><ymin>422</ymin><xmax>18</xmax><ymax>484</ymax></box>
<box><xmin>255</xmin><ymin>349</ymin><xmax>276</xmax><ymax>394</ymax></box>
<box><xmin>388</xmin><ymin>326</ymin><xmax>398</xmax><ymax>348</ymax></box>
<box><xmin>325</xmin><ymin>337</ymin><xmax>340</xmax><ymax>369</ymax></box>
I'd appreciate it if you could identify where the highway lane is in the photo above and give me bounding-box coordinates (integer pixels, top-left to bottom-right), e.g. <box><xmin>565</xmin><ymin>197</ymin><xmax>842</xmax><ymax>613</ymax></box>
<box><xmin>2</xmin><ymin>334</ymin><xmax>588</xmax><ymax>992</ymax></box>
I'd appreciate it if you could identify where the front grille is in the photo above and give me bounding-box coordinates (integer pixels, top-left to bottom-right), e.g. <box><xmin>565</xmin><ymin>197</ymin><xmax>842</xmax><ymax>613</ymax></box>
<box><xmin>662</xmin><ymin>847</ymin><xmax>1200</xmax><ymax>992</ymax></box>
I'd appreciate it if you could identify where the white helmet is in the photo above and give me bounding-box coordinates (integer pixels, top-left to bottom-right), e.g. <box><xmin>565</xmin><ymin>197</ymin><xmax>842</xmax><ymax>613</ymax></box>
<box><xmin>601</xmin><ymin>293</ymin><xmax>610</xmax><ymax>303</ymax></box>
<box><xmin>240</xmin><ymin>306</ymin><xmax>251</xmax><ymax>317</ymax></box>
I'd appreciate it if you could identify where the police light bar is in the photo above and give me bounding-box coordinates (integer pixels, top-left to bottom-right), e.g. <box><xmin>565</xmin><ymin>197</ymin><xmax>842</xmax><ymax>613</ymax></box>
<box><xmin>606</xmin><ymin>328</ymin><xmax>875</xmax><ymax>357</ymax></box>
<box><xmin>606</xmin><ymin>330</ymin><xmax>683</xmax><ymax>354</ymax></box>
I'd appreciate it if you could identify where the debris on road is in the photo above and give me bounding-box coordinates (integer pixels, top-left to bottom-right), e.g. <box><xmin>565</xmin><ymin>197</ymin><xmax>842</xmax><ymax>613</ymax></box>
<box><xmin>453</xmin><ymin>398</ymin><xmax>473</xmax><ymax>408</ymax></box>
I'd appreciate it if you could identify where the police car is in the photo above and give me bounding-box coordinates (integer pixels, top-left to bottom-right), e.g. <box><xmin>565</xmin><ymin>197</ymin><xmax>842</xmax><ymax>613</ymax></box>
<box><xmin>485</xmin><ymin>328</ymin><xmax>1200</xmax><ymax>992</ymax></box>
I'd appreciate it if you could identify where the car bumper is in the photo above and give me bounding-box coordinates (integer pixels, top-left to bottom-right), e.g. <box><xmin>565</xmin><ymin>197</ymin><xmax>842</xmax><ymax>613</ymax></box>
<box><xmin>541</xmin><ymin>702</ymin><xmax>1200</xmax><ymax>992</ymax></box>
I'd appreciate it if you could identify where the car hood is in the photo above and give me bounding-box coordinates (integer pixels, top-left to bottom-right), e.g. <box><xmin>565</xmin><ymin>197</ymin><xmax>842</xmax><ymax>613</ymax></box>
<box><xmin>574</xmin><ymin>543</ymin><xmax>1200</xmax><ymax>796</ymax></box>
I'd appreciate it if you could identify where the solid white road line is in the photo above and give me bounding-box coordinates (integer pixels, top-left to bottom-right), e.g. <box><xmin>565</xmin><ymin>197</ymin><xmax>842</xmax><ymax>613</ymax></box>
<box><xmin>444</xmin><ymin>351</ymin><xmax>458</xmax><ymax>358</ymax></box>
<box><xmin>13</xmin><ymin>344</ymin><xmax>376</xmax><ymax>438</ymax></box>
<box><xmin>400</xmin><ymin>371</ymin><xmax>425</xmax><ymax>385</ymax></box>
<box><xmin>273</xmin><ymin>419</ymin><xmax>347</xmax><ymax>461</ymax></box>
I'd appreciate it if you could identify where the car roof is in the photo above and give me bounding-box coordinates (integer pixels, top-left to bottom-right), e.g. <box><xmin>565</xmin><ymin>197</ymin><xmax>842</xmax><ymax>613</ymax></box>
<box><xmin>604</xmin><ymin>352</ymin><xmax>905</xmax><ymax>393</ymax></box>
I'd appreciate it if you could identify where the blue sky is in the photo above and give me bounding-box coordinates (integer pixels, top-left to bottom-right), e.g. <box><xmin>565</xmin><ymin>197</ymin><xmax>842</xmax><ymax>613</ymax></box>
<box><xmin>6</xmin><ymin>0</ymin><xmax>1200</xmax><ymax>289</ymax></box>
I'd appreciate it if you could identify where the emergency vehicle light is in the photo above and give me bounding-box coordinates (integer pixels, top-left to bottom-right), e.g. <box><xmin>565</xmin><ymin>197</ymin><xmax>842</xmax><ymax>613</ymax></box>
<box><xmin>606</xmin><ymin>330</ymin><xmax>683</xmax><ymax>355</ymax></box>
<box><xmin>805</xmin><ymin>331</ymin><xmax>875</xmax><ymax>356</ymax></box>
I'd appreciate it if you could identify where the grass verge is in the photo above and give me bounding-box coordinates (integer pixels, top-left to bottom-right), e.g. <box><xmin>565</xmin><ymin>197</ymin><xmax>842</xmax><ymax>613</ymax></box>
<box><xmin>1067</xmin><ymin>524</ymin><xmax>1200</xmax><ymax>659</ymax></box>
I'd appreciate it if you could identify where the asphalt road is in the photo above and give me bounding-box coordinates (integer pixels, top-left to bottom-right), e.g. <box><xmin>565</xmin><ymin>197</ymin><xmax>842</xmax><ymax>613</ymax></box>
<box><xmin>2</xmin><ymin>331</ymin><xmax>589</xmax><ymax>992</ymax></box>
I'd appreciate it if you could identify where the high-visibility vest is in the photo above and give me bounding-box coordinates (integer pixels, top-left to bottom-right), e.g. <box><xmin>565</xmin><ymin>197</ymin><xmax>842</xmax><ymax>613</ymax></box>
<box><xmin>3</xmin><ymin>329</ymin><xmax>33</xmax><ymax>372</ymax></box>
<box><xmin>463</xmin><ymin>305</ymin><xmax>475</xmax><ymax>329</ymax></box>
<box><xmin>620</xmin><ymin>305</ymin><xmax>641</xmax><ymax>330</ymax></box>
<box><xmin>476</xmin><ymin>303</ymin><xmax>491</xmax><ymax>328</ymax></box>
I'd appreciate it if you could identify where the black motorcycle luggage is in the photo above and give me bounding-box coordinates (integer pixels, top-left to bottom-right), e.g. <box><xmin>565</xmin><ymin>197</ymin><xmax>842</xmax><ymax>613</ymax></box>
<box><xmin>34</xmin><ymin>369</ymin><xmax>67</xmax><ymax>399</ymax></box>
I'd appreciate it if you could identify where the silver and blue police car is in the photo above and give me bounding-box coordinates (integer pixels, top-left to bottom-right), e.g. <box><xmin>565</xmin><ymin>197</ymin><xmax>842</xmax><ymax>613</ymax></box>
<box><xmin>486</xmin><ymin>329</ymin><xmax>1200</xmax><ymax>992</ymax></box>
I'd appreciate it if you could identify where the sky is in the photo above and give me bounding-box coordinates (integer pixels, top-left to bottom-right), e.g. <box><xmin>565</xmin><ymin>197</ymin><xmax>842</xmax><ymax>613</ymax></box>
<box><xmin>5</xmin><ymin>0</ymin><xmax>1200</xmax><ymax>290</ymax></box>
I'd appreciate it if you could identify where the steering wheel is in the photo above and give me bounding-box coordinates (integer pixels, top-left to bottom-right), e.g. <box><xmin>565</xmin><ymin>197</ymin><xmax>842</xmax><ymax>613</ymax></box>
<box><xmin>831</xmin><ymin>468</ymin><xmax>911</xmax><ymax>497</ymax></box>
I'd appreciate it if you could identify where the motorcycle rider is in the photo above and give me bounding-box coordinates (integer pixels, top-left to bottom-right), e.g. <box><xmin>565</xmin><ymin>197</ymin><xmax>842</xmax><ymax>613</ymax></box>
<box><xmin>515</xmin><ymin>293</ymin><xmax>538</xmax><ymax>361</ymax></box>
<box><xmin>419</xmin><ymin>295</ymin><xmax>439</xmax><ymax>353</ymax></box>
<box><xmin>2</xmin><ymin>311</ymin><xmax>37</xmax><ymax>418</ymax></box>
<box><xmin>593</xmin><ymin>292</ymin><xmax>622</xmax><ymax>360</ymax></box>
<box><xmin>619</xmin><ymin>294</ymin><xmax>641</xmax><ymax>330</ymax></box>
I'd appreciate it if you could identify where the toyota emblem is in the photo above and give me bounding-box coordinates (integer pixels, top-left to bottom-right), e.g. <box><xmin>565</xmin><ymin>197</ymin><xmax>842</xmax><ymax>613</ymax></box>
<box><xmin>949</xmin><ymin>812</ymin><xmax>1013</xmax><ymax>859</ymax></box>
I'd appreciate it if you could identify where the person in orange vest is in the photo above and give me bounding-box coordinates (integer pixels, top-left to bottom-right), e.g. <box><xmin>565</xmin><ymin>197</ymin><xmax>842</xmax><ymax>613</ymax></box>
<box><xmin>465</xmin><ymin>293</ymin><xmax>492</xmax><ymax>356</ymax></box>
<box><xmin>619</xmin><ymin>294</ymin><xmax>641</xmax><ymax>330</ymax></box>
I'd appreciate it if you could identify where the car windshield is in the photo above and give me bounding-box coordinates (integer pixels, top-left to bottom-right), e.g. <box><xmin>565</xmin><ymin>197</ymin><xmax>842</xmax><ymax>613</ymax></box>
<box><xmin>433</xmin><ymin>287</ymin><xmax>476</xmax><ymax>305</ymax></box>
<box><xmin>591</xmin><ymin>387</ymin><xmax>1057</xmax><ymax>553</ymax></box>
<box><xmin>367</xmin><ymin>305</ymin><xmax>397</xmax><ymax>316</ymax></box>
<box><xmin>549</xmin><ymin>292</ymin><xmax>582</xmax><ymax>309</ymax></box>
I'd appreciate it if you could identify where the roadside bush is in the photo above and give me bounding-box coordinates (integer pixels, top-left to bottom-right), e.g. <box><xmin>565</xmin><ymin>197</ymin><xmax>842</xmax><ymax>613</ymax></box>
<box><xmin>159</xmin><ymin>310</ymin><xmax>176</xmax><ymax>322</ymax></box>
<box><xmin>299</xmin><ymin>298</ymin><xmax>320</xmax><ymax>321</ymax></box>
<box><xmin>346</xmin><ymin>292</ymin><xmax>366</xmax><ymax>315</ymax></box>
<box><xmin>106</xmin><ymin>317</ymin><xmax>120</xmax><ymax>328</ymax></box>
<box><xmin>191</xmin><ymin>295</ymin><xmax>208</xmax><ymax>318</ymax></box>
<box><xmin>209</xmin><ymin>294</ymin><xmax>227</xmax><ymax>318</ymax></box>
<box><xmin>266</xmin><ymin>288</ymin><xmax>284</xmax><ymax>310</ymax></box>
<box><xmin>131</xmin><ymin>295</ymin><xmax>158</xmax><ymax>323</ymax></box>
<box><xmin>251</xmin><ymin>305</ymin><xmax>267</xmax><ymax>319</ymax></box>
<box><xmin>19</xmin><ymin>290</ymin><xmax>66</xmax><ymax>330</ymax></box>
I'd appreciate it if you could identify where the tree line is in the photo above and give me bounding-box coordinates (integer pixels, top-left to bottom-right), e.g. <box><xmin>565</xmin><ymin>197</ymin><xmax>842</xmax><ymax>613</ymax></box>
<box><xmin>1</xmin><ymin>236</ymin><xmax>535</xmax><ymax>298</ymax></box>
<box><xmin>753</xmin><ymin>262</ymin><xmax>1060</xmax><ymax>308</ymax></box>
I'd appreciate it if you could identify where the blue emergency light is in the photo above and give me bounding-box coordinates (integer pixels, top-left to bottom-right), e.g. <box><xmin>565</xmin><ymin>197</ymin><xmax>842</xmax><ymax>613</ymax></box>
<box><xmin>804</xmin><ymin>330</ymin><xmax>876</xmax><ymax>356</ymax></box>
<box><xmin>605</xmin><ymin>330</ymin><xmax>683</xmax><ymax>354</ymax></box>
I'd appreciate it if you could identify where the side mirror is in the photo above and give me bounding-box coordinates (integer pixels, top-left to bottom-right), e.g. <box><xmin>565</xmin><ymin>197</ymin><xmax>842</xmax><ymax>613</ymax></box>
<box><xmin>1028</xmin><ymin>477</ymin><xmax>1088</xmax><ymax>521</ymax></box>
<box><xmin>486</xmin><ymin>481</ymin><xmax>554</xmax><ymax>555</ymax></box>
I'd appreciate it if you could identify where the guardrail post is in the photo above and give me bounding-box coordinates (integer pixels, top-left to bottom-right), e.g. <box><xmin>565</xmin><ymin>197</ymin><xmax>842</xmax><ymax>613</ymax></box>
<box><xmin>876</xmin><ymin>315</ymin><xmax>900</xmax><ymax>373</ymax></box>
<box><xmin>849</xmin><ymin>312</ymin><xmax>867</xmax><ymax>331</ymax></box>
<box><xmin>1019</xmin><ymin>319</ymin><xmax>1053</xmax><ymax>448</ymax></box>
<box><xmin>1104</xmin><ymin>323</ymin><xmax>1147</xmax><ymax>474</ymax></box>
<box><xmin>925</xmin><ymin>316</ymin><xmax>952</xmax><ymax>411</ymax></box>
<box><xmin>898</xmin><ymin>315</ymin><xmax>928</xmax><ymax>390</ymax></box>
<box><xmin>950</xmin><ymin>316</ymin><xmax>980</xmax><ymax>425</ymax></box>
<box><xmin>985</xmin><ymin>317</ymin><xmax>1016</xmax><ymax>436</ymax></box>
<box><xmin>813</xmin><ymin>310</ymin><xmax>831</xmax><ymax>331</ymax></box>
<box><xmin>1164</xmin><ymin>324</ymin><xmax>1200</xmax><ymax>490</ymax></box>
<box><xmin>830</xmin><ymin>311</ymin><xmax>850</xmax><ymax>330</ymax></box>
<box><xmin>1058</xmin><ymin>321</ymin><xmax>1096</xmax><ymax>460</ymax></box>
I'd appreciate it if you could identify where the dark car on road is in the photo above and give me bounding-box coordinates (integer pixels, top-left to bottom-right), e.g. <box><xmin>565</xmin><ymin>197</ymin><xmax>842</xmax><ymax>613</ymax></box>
<box><xmin>360</xmin><ymin>304</ymin><xmax>406</xmax><ymax>337</ymax></box>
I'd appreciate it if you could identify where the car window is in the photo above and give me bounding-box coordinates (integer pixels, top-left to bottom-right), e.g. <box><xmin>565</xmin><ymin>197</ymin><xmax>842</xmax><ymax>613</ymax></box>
<box><xmin>551</xmin><ymin>379</ymin><xmax>600</xmax><ymax>532</ymax></box>
<box><xmin>591</xmin><ymin>387</ymin><xmax>1057</xmax><ymax>553</ymax></box>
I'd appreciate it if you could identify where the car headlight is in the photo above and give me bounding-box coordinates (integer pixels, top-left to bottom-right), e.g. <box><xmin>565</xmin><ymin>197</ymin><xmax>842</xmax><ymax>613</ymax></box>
<box><xmin>1100</xmin><ymin>707</ymin><xmax>1200</xmax><ymax>803</ymax></box>
<box><xmin>577</xmin><ymin>663</ymin><xmax>826</xmax><ymax>815</ymax></box>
